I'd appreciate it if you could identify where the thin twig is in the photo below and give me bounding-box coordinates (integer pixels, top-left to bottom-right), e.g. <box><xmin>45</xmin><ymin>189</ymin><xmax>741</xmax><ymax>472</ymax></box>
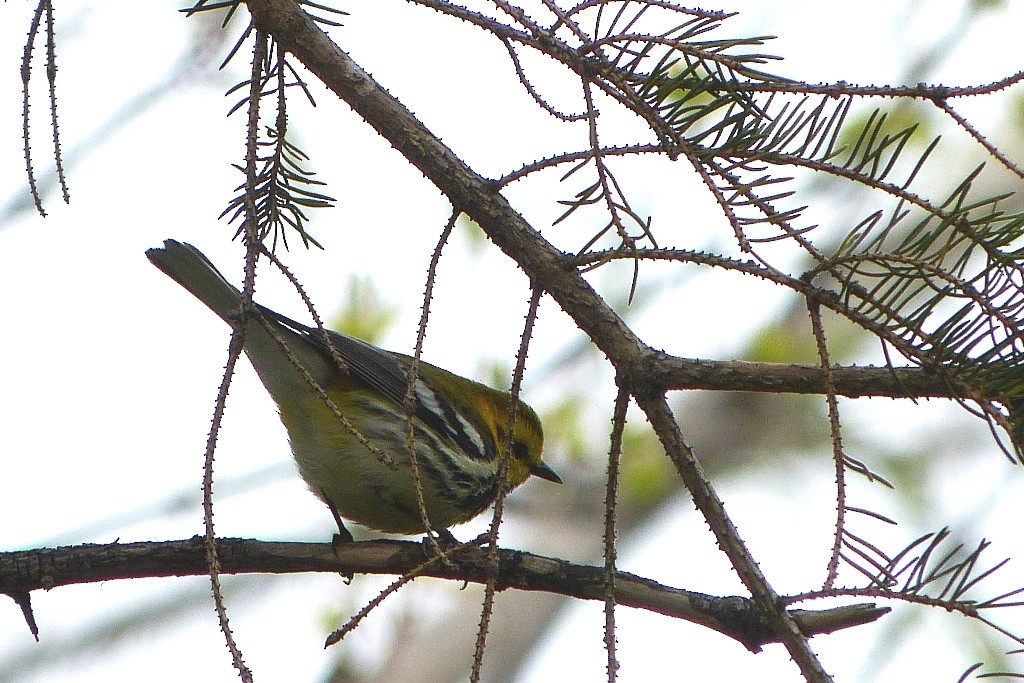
<box><xmin>201</xmin><ymin>28</ymin><xmax>270</xmax><ymax>683</ymax></box>
<box><xmin>470</xmin><ymin>285</ymin><xmax>543</xmax><ymax>683</ymax></box>
<box><xmin>604</xmin><ymin>385</ymin><xmax>629</xmax><ymax>683</ymax></box>
<box><xmin>21</xmin><ymin>0</ymin><xmax>49</xmax><ymax>216</ymax></box>
<box><xmin>43</xmin><ymin>1</ymin><xmax>68</xmax><ymax>204</ymax></box>
<box><xmin>931</xmin><ymin>98</ymin><xmax>1024</xmax><ymax>181</ymax></box>
<box><xmin>807</xmin><ymin>298</ymin><xmax>846</xmax><ymax>590</ymax></box>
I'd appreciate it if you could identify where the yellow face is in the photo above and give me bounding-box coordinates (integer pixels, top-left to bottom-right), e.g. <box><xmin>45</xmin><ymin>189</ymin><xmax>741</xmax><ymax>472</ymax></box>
<box><xmin>507</xmin><ymin>400</ymin><xmax>563</xmax><ymax>488</ymax></box>
<box><xmin>504</xmin><ymin>402</ymin><xmax>546</xmax><ymax>488</ymax></box>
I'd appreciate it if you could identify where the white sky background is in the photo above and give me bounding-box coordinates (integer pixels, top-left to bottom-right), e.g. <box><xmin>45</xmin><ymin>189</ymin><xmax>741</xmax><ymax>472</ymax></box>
<box><xmin>1</xmin><ymin>1</ymin><xmax>1024</xmax><ymax>682</ymax></box>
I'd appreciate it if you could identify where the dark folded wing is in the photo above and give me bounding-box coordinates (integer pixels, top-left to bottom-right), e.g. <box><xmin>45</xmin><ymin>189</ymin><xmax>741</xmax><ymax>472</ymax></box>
<box><xmin>258</xmin><ymin>304</ymin><xmax>414</xmax><ymax>407</ymax></box>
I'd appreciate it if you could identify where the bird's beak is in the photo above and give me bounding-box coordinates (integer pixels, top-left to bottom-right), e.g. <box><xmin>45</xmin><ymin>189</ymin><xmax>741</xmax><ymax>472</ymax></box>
<box><xmin>530</xmin><ymin>460</ymin><xmax>562</xmax><ymax>484</ymax></box>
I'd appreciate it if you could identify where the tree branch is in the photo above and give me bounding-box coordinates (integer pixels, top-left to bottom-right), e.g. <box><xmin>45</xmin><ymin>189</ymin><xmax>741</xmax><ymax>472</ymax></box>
<box><xmin>642</xmin><ymin>357</ymin><xmax>968</xmax><ymax>398</ymax></box>
<box><xmin>0</xmin><ymin>538</ymin><xmax>888</xmax><ymax>652</ymax></box>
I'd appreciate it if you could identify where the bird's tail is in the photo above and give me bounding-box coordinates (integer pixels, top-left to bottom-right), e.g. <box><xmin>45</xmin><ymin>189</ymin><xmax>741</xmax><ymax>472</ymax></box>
<box><xmin>146</xmin><ymin>239</ymin><xmax>246</xmax><ymax>323</ymax></box>
<box><xmin>146</xmin><ymin>239</ymin><xmax>333</xmax><ymax>396</ymax></box>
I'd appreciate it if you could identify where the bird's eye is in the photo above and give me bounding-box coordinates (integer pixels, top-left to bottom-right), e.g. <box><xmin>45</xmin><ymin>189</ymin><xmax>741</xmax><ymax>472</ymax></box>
<box><xmin>512</xmin><ymin>441</ymin><xmax>529</xmax><ymax>461</ymax></box>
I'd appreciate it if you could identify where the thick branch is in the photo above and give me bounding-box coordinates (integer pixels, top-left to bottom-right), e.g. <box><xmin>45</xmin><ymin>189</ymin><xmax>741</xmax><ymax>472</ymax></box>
<box><xmin>645</xmin><ymin>356</ymin><xmax>966</xmax><ymax>398</ymax></box>
<box><xmin>0</xmin><ymin>538</ymin><xmax>887</xmax><ymax>652</ymax></box>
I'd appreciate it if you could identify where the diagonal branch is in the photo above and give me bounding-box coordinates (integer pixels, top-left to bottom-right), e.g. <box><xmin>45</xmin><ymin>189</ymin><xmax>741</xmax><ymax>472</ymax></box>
<box><xmin>245</xmin><ymin>0</ymin><xmax>652</xmax><ymax>388</ymax></box>
<box><xmin>631</xmin><ymin>392</ymin><xmax>832</xmax><ymax>681</ymax></box>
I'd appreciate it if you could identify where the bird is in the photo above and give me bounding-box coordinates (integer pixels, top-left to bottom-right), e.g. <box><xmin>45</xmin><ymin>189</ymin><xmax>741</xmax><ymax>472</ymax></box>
<box><xmin>146</xmin><ymin>240</ymin><xmax>560</xmax><ymax>539</ymax></box>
